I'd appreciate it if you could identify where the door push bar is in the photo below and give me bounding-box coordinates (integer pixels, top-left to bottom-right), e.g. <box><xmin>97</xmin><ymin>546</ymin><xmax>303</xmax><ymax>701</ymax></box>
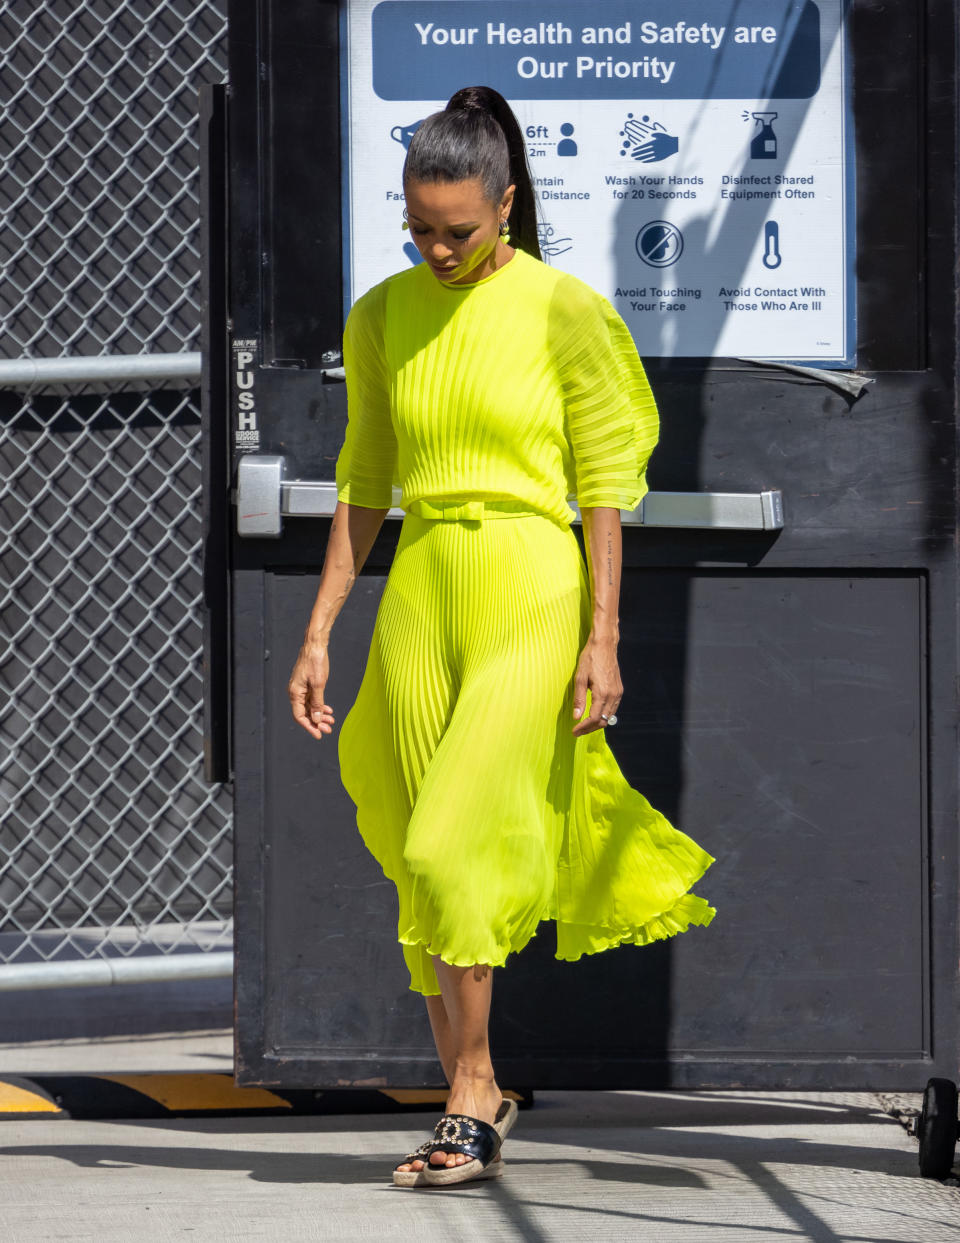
<box><xmin>235</xmin><ymin>455</ymin><xmax>784</xmax><ymax>539</ymax></box>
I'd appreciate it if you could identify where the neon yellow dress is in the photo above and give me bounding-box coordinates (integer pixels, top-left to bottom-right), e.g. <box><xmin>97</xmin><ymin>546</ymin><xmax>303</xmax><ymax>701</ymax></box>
<box><xmin>335</xmin><ymin>246</ymin><xmax>716</xmax><ymax>996</ymax></box>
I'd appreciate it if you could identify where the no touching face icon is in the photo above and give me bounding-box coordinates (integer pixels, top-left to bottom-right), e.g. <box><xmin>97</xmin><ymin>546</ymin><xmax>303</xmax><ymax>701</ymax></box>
<box><xmin>636</xmin><ymin>221</ymin><xmax>684</xmax><ymax>268</ymax></box>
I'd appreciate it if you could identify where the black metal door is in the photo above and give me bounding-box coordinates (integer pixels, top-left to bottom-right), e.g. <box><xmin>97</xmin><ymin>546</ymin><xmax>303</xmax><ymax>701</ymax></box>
<box><xmin>206</xmin><ymin>0</ymin><xmax>960</xmax><ymax>1089</ymax></box>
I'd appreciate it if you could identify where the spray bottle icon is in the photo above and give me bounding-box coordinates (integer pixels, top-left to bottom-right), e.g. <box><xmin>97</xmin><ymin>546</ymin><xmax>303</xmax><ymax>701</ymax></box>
<box><xmin>751</xmin><ymin>112</ymin><xmax>779</xmax><ymax>160</ymax></box>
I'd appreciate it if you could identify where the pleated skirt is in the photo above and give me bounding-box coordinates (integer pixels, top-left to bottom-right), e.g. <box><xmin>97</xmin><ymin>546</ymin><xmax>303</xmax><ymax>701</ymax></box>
<box><xmin>337</xmin><ymin>504</ymin><xmax>717</xmax><ymax>996</ymax></box>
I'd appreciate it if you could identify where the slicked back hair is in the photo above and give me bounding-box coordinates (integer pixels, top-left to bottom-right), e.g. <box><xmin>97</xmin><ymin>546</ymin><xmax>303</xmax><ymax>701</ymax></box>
<box><xmin>403</xmin><ymin>85</ymin><xmax>542</xmax><ymax>261</ymax></box>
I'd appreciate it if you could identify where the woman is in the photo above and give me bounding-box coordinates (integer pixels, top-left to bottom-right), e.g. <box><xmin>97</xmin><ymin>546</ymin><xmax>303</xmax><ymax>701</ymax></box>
<box><xmin>288</xmin><ymin>85</ymin><xmax>717</xmax><ymax>1189</ymax></box>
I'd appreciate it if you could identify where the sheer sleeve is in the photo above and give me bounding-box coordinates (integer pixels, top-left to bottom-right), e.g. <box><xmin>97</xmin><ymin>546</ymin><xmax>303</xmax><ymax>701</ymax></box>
<box><xmin>549</xmin><ymin>275</ymin><xmax>659</xmax><ymax>511</ymax></box>
<box><xmin>335</xmin><ymin>282</ymin><xmax>398</xmax><ymax>509</ymax></box>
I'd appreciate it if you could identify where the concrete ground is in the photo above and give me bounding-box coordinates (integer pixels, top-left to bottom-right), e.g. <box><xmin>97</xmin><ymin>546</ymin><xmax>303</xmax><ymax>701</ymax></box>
<box><xmin>1</xmin><ymin>1031</ymin><xmax>959</xmax><ymax>1242</ymax></box>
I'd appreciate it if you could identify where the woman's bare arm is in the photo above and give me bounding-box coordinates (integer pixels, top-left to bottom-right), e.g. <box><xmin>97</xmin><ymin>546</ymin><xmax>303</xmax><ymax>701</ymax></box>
<box><xmin>572</xmin><ymin>505</ymin><xmax>624</xmax><ymax>736</ymax></box>
<box><xmin>287</xmin><ymin>500</ymin><xmax>388</xmax><ymax>740</ymax></box>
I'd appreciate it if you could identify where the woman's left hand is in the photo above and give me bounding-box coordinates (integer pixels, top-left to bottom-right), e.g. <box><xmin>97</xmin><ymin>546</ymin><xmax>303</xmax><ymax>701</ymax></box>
<box><xmin>572</xmin><ymin>630</ymin><xmax>623</xmax><ymax>736</ymax></box>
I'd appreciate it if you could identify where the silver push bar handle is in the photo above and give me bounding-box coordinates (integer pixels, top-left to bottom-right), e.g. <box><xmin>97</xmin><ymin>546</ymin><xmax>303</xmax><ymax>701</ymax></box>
<box><xmin>235</xmin><ymin>455</ymin><xmax>784</xmax><ymax>539</ymax></box>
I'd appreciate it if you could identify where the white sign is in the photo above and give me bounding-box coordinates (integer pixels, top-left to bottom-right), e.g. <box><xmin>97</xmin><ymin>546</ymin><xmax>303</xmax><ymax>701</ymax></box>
<box><xmin>344</xmin><ymin>1</ymin><xmax>854</xmax><ymax>363</ymax></box>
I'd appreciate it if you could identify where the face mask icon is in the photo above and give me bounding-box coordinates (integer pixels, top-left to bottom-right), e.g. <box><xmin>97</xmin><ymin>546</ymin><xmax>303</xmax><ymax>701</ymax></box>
<box><xmin>391</xmin><ymin>120</ymin><xmax>423</xmax><ymax>150</ymax></box>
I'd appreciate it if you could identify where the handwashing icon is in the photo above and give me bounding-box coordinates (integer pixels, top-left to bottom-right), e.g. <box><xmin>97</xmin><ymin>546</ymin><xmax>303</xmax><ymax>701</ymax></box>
<box><xmin>620</xmin><ymin>112</ymin><xmax>679</xmax><ymax>163</ymax></box>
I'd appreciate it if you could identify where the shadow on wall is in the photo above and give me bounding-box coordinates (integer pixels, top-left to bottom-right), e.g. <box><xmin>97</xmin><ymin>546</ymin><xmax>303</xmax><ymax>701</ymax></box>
<box><xmin>611</xmin><ymin>2</ymin><xmax>837</xmax><ymax>360</ymax></box>
<box><xmin>502</xmin><ymin>6</ymin><xmax>850</xmax><ymax>1078</ymax></box>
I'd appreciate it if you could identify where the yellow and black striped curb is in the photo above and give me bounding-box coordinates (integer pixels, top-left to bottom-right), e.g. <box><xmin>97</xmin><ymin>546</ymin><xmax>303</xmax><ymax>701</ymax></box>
<box><xmin>0</xmin><ymin>1075</ymin><xmax>532</xmax><ymax>1120</ymax></box>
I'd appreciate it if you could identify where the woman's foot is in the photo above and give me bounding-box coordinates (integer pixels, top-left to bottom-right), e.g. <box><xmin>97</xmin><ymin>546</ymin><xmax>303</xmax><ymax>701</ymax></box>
<box><xmin>428</xmin><ymin>1074</ymin><xmax>503</xmax><ymax>1168</ymax></box>
<box><xmin>395</xmin><ymin>1137</ymin><xmax>432</xmax><ymax>1176</ymax></box>
<box><xmin>395</xmin><ymin>1150</ymin><xmax>503</xmax><ymax>1177</ymax></box>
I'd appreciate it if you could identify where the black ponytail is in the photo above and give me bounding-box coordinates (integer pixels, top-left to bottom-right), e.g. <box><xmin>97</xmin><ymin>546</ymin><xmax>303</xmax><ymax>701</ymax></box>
<box><xmin>402</xmin><ymin>85</ymin><xmax>542</xmax><ymax>261</ymax></box>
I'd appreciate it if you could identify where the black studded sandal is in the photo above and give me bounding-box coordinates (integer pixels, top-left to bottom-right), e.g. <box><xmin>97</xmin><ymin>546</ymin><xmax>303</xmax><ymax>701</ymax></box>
<box><xmin>421</xmin><ymin>1112</ymin><xmax>504</xmax><ymax>1186</ymax></box>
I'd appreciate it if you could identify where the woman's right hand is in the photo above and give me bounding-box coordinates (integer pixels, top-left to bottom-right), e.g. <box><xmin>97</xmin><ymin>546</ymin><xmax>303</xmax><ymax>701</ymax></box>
<box><xmin>288</xmin><ymin>641</ymin><xmax>336</xmax><ymax>740</ymax></box>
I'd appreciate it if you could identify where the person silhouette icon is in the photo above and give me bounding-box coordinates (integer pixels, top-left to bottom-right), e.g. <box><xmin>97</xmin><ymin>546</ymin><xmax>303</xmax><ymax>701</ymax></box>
<box><xmin>557</xmin><ymin>122</ymin><xmax>578</xmax><ymax>157</ymax></box>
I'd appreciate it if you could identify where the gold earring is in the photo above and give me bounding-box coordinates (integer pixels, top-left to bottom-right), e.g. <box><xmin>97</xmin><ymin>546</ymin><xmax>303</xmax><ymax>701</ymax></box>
<box><xmin>402</xmin><ymin>209</ymin><xmax>409</xmax><ymax>231</ymax></box>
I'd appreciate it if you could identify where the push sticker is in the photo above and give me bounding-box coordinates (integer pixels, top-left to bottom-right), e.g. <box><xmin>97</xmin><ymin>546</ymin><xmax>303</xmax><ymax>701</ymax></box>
<box><xmin>232</xmin><ymin>339</ymin><xmax>260</xmax><ymax>452</ymax></box>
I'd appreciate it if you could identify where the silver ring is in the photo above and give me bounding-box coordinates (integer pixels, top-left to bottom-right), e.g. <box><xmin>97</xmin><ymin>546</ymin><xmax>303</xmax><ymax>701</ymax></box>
<box><xmin>606</xmin><ymin>713</ymin><xmax>618</xmax><ymax>726</ymax></box>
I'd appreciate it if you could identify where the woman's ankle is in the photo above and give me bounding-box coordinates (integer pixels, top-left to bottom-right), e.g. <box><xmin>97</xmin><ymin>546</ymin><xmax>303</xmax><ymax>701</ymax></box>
<box><xmin>451</xmin><ymin>1060</ymin><xmax>497</xmax><ymax>1085</ymax></box>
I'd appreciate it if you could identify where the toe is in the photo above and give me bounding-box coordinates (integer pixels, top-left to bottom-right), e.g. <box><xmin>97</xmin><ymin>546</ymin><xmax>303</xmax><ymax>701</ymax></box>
<box><xmin>426</xmin><ymin>1147</ymin><xmax>475</xmax><ymax>1168</ymax></box>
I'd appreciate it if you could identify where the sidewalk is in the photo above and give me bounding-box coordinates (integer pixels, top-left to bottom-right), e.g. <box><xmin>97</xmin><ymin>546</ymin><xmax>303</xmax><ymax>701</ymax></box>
<box><xmin>1</xmin><ymin>1034</ymin><xmax>958</xmax><ymax>1242</ymax></box>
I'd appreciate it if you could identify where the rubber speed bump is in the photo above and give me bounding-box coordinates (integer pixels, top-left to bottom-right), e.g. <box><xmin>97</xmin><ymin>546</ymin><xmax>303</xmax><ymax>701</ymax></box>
<box><xmin>103</xmin><ymin>1073</ymin><xmax>290</xmax><ymax>1113</ymax></box>
<box><xmin>0</xmin><ymin>1075</ymin><xmax>532</xmax><ymax>1120</ymax></box>
<box><xmin>0</xmin><ymin>1077</ymin><xmax>63</xmax><ymax>1118</ymax></box>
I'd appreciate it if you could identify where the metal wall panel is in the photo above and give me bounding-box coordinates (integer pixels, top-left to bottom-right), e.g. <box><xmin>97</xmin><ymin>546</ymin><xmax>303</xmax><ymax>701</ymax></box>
<box><xmin>226</xmin><ymin>0</ymin><xmax>959</xmax><ymax>1088</ymax></box>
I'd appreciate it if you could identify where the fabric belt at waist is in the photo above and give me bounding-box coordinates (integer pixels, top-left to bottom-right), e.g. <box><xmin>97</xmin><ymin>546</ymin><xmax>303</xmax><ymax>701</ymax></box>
<box><xmin>406</xmin><ymin>498</ymin><xmax>537</xmax><ymax>521</ymax></box>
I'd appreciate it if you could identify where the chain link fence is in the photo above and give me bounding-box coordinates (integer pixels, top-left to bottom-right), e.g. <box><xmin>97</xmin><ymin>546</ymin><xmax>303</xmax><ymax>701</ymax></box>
<box><xmin>0</xmin><ymin>0</ymin><xmax>232</xmax><ymax>970</ymax></box>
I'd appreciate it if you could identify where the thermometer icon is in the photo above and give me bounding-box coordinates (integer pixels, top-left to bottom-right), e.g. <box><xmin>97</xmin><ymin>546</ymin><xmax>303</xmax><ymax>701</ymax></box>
<box><xmin>763</xmin><ymin>220</ymin><xmax>783</xmax><ymax>269</ymax></box>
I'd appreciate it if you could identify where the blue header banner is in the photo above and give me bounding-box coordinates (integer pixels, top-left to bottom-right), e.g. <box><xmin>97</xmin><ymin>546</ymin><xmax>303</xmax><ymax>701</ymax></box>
<box><xmin>372</xmin><ymin>0</ymin><xmax>821</xmax><ymax>101</ymax></box>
